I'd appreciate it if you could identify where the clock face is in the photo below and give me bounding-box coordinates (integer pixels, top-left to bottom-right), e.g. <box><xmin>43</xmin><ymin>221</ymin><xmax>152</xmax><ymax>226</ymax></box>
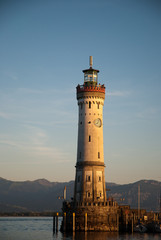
<box><xmin>94</xmin><ymin>118</ymin><xmax>102</xmax><ymax>127</ymax></box>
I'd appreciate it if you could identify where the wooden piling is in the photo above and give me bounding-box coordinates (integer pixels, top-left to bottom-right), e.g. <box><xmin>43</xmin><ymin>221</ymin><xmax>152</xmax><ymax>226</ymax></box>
<box><xmin>125</xmin><ymin>213</ymin><xmax>128</xmax><ymax>231</ymax></box>
<box><xmin>154</xmin><ymin>213</ymin><xmax>156</xmax><ymax>221</ymax></box>
<box><xmin>85</xmin><ymin>213</ymin><xmax>87</xmax><ymax>231</ymax></box>
<box><xmin>56</xmin><ymin>212</ymin><xmax>59</xmax><ymax>232</ymax></box>
<box><xmin>73</xmin><ymin>212</ymin><xmax>75</xmax><ymax>231</ymax></box>
<box><xmin>117</xmin><ymin>213</ymin><xmax>119</xmax><ymax>232</ymax></box>
<box><xmin>53</xmin><ymin>216</ymin><xmax>55</xmax><ymax>232</ymax></box>
<box><xmin>72</xmin><ymin>231</ymin><xmax>75</xmax><ymax>240</ymax></box>
<box><xmin>63</xmin><ymin>212</ymin><xmax>66</xmax><ymax>232</ymax></box>
<box><xmin>131</xmin><ymin>213</ymin><xmax>134</xmax><ymax>233</ymax></box>
<box><xmin>133</xmin><ymin>212</ymin><xmax>135</xmax><ymax>224</ymax></box>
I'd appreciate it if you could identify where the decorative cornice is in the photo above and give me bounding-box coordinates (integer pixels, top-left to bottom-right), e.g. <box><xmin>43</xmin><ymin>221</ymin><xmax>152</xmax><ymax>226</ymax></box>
<box><xmin>76</xmin><ymin>161</ymin><xmax>105</xmax><ymax>168</ymax></box>
<box><xmin>77</xmin><ymin>84</ymin><xmax>105</xmax><ymax>93</ymax></box>
<box><xmin>77</xmin><ymin>91</ymin><xmax>105</xmax><ymax>100</ymax></box>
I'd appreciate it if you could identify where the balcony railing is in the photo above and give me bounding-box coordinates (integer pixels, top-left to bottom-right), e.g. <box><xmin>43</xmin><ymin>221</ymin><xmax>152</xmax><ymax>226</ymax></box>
<box><xmin>77</xmin><ymin>84</ymin><xmax>105</xmax><ymax>93</ymax></box>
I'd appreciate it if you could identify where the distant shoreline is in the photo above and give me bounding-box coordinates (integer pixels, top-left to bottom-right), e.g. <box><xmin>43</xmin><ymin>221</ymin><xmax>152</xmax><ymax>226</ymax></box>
<box><xmin>0</xmin><ymin>212</ymin><xmax>62</xmax><ymax>217</ymax></box>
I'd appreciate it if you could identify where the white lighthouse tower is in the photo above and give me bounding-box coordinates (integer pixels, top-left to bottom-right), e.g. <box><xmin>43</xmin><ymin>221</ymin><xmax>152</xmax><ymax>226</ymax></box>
<box><xmin>74</xmin><ymin>56</ymin><xmax>106</xmax><ymax>203</ymax></box>
<box><xmin>62</xmin><ymin>57</ymin><xmax>118</xmax><ymax>232</ymax></box>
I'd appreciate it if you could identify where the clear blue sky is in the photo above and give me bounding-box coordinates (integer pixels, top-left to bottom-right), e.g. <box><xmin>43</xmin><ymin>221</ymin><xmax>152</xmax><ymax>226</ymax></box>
<box><xmin>0</xmin><ymin>0</ymin><xmax>161</xmax><ymax>184</ymax></box>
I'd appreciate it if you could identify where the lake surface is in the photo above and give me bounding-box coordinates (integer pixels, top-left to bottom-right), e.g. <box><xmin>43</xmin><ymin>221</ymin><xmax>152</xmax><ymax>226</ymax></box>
<box><xmin>0</xmin><ymin>217</ymin><xmax>161</xmax><ymax>240</ymax></box>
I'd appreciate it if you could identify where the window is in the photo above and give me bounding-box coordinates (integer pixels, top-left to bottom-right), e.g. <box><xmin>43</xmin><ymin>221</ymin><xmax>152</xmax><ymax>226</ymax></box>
<box><xmin>88</xmin><ymin>192</ymin><xmax>90</xmax><ymax>197</ymax></box>
<box><xmin>98</xmin><ymin>152</ymin><xmax>100</xmax><ymax>159</ymax></box>
<box><xmin>88</xmin><ymin>74</ymin><xmax>93</xmax><ymax>81</ymax></box>
<box><xmin>97</xmin><ymin>103</ymin><xmax>100</xmax><ymax>109</ymax></box>
<box><xmin>100</xmin><ymin>192</ymin><xmax>102</xmax><ymax>197</ymax></box>
<box><xmin>86</xmin><ymin>175</ymin><xmax>91</xmax><ymax>182</ymax></box>
<box><xmin>80</xmin><ymin>121</ymin><xmax>82</xmax><ymax>125</ymax></box>
<box><xmin>98</xmin><ymin>176</ymin><xmax>101</xmax><ymax>182</ymax></box>
<box><xmin>89</xmin><ymin>135</ymin><xmax>91</xmax><ymax>142</ymax></box>
<box><xmin>89</xmin><ymin>101</ymin><xmax>91</xmax><ymax>109</ymax></box>
<box><xmin>88</xmin><ymin>121</ymin><xmax>91</xmax><ymax>124</ymax></box>
<box><xmin>80</xmin><ymin>103</ymin><xmax>83</xmax><ymax>109</ymax></box>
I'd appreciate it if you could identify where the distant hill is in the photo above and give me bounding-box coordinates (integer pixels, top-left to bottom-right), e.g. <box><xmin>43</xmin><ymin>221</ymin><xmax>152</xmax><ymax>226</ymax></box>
<box><xmin>0</xmin><ymin>178</ymin><xmax>160</xmax><ymax>213</ymax></box>
<box><xmin>108</xmin><ymin>180</ymin><xmax>161</xmax><ymax>212</ymax></box>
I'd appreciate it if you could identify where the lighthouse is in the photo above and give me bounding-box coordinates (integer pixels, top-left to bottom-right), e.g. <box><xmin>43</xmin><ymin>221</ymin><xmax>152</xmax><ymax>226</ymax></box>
<box><xmin>62</xmin><ymin>57</ymin><xmax>118</xmax><ymax>232</ymax></box>
<box><xmin>74</xmin><ymin>56</ymin><xmax>106</xmax><ymax>203</ymax></box>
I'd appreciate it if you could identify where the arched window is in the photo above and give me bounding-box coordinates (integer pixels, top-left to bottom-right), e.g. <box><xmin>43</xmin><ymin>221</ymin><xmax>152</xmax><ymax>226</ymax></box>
<box><xmin>86</xmin><ymin>176</ymin><xmax>91</xmax><ymax>182</ymax></box>
<box><xmin>89</xmin><ymin>101</ymin><xmax>91</xmax><ymax>109</ymax></box>
<box><xmin>89</xmin><ymin>135</ymin><xmax>91</xmax><ymax>142</ymax></box>
<box><xmin>98</xmin><ymin>176</ymin><xmax>101</xmax><ymax>182</ymax></box>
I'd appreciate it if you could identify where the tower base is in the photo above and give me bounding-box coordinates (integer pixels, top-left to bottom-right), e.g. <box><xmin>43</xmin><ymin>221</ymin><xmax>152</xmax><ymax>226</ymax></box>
<box><xmin>61</xmin><ymin>200</ymin><xmax>119</xmax><ymax>232</ymax></box>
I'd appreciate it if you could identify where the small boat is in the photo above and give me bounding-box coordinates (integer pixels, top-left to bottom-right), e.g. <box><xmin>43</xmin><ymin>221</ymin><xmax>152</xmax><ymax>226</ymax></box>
<box><xmin>147</xmin><ymin>222</ymin><xmax>161</xmax><ymax>233</ymax></box>
<box><xmin>134</xmin><ymin>224</ymin><xmax>147</xmax><ymax>233</ymax></box>
<box><xmin>155</xmin><ymin>224</ymin><xmax>161</xmax><ymax>233</ymax></box>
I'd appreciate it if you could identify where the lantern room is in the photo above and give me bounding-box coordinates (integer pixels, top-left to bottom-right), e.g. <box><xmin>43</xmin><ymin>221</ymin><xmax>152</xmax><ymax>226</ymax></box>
<box><xmin>82</xmin><ymin>56</ymin><xmax>99</xmax><ymax>86</ymax></box>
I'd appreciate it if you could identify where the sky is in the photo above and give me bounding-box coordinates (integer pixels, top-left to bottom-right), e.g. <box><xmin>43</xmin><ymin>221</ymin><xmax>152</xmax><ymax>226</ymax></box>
<box><xmin>0</xmin><ymin>0</ymin><xmax>161</xmax><ymax>184</ymax></box>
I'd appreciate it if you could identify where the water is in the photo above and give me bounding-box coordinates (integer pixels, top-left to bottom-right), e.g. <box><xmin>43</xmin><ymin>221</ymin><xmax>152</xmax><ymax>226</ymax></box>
<box><xmin>0</xmin><ymin>217</ymin><xmax>161</xmax><ymax>240</ymax></box>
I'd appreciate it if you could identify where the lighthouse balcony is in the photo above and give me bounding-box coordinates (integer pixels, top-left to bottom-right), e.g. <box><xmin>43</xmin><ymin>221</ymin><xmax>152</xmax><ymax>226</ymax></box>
<box><xmin>62</xmin><ymin>199</ymin><xmax>118</xmax><ymax>210</ymax></box>
<box><xmin>75</xmin><ymin>200</ymin><xmax>118</xmax><ymax>208</ymax></box>
<box><xmin>77</xmin><ymin>84</ymin><xmax>105</xmax><ymax>94</ymax></box>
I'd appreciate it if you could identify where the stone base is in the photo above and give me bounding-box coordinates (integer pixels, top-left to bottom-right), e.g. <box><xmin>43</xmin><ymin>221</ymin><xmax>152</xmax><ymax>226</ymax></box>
<box><xmin>61</xmin><ymin>200</ymin><xmax>119</xmax><ymax>232</ymax></box>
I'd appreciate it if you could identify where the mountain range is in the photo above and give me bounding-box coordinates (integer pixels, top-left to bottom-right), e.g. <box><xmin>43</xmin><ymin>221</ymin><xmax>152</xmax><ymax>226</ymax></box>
<box><xmin>0</xmin><ymin>177</ymin><xmax>160</xmax><ymax>213</ymax></box>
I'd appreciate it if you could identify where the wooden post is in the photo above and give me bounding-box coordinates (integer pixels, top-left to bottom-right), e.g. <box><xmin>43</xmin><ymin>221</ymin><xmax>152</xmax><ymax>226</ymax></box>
<box><xmin>85</xmin><ymin>213</ymin><xmax>87</xmax><ymax>231</ymax></box>
<box><xmin>154</xmin><ymin>213</ymin><xmax>156</xmax><ymax>221</ymax></box>
<box><xmin>53</xmin><ymin>216</ymin><xmax>55</xmax><ymax>232</ymax></box>
<box><xmin>117</xmin><ymin>213</ymin><xmax>119</xmax><ymax>232</ymax></box>
<box><xmin>73</xmin><ymin>212</ymin><xmax>75</xmax><ymax>231</ymax></box>
<box><xmin>126</xmin><ymin>213</ymin><xmax>128</xmax><ymax>232</ymax></box>
<box><xmin>64</xmin><ymin>186</ymin><xmax>66</xmax><ymax>200</ymax></box>
<box><xmin>63</xmin><ymin>212</ymin><xmax>66</xmax><ymax>232</ymax></box>
<box><xmin>131</xmin><ymin>213</ymin><xmax>134</xmax><ymax>233</ymax></box>
<box><xmin>85</xmin><ymin>231</ymin><xmax>87</xmax><ymax>240</ymax></box>
<box><xmin>72</xmin><ymin>231</ymin><xmax>75</xmax><ymax>240</ymax></box>
<box><xmin>56</xmin><ymin>212</ymin><xmax>59</xmax><ymax>232</ymax></box>
<box><xmin>133</xmin><ymin>212</ymin><xmax>135</xmax><ymax>224</ymax></box>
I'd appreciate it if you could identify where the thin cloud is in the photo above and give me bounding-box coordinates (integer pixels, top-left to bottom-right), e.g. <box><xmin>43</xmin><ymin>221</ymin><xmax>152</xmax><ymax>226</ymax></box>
<box><xmin>0</xmin><ymin>135</ymin><xmax>69</xmax><ymax>162</ymax></box>
<box><xmin>108</xmin><ymin>90</ymin><xmax>131</xmax><ymax>97</ymax></box>
<box><xmin>0</xmin><ymin>111</ymin><xmax>10</xmax><ymax>119</ymax></box>
<box><xmin>0</xmin><ymin>139</ymin><xmax>19</xmax><ymax>148</ymax></box>
<box><xmin>17</xmin><ymin>88</ymin><xmax>43</xmax><ymax>94</ymax></box>
<box><xmin>17</xmin><ymin>87</ymin><xmax>75</xmax><ymax>95</ymax></box>
<box><xmin>32</xmin><ymin>146</ymin><xmax>68</xmax><ymax>158</ymax></box>
<box><xmin>3</xmin><ymin>71</ymin><xmax>18</xmax><ymax>81</ymax></box>
<box><xmin>136</xmin><ymin>107</ymin><xmax>159</xmax><ymax>120</ymax></box>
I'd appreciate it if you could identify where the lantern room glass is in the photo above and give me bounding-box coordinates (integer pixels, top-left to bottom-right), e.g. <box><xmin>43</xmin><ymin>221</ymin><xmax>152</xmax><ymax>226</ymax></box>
<box><xmin>84</xmin><ymin>71</ymin><xmax>98</xmax><ymax>83</ymax></box>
